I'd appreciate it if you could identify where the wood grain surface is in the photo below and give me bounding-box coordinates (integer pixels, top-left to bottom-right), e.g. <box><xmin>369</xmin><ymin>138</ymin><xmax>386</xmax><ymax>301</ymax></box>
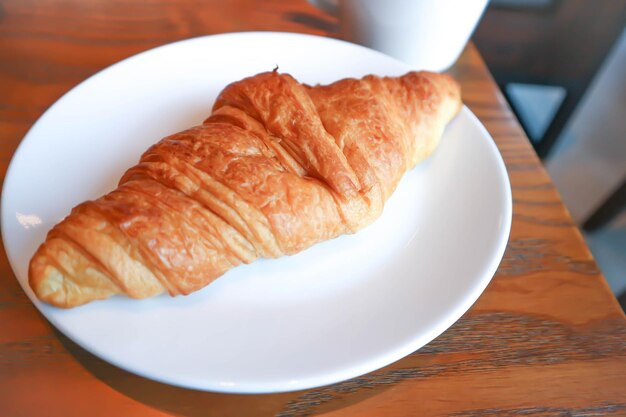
<box><xmin>1</xmin><ymin>1</ymin><xmax>625</xmax><ymax>416</ymax></box>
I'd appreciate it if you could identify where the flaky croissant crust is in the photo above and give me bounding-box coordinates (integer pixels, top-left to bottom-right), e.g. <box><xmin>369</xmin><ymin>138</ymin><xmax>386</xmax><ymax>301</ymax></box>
<box><xmin>29</xmin><ymin>71</ymin><xmax>461</xmax><ymax>308</ymax></box>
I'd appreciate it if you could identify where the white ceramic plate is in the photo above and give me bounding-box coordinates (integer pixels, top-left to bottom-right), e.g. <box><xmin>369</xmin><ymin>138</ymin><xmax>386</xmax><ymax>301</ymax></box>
<box><xmin>1</xmin><ymin>32</ymin><xmax>511</xmax><ymax>393</ymax></box>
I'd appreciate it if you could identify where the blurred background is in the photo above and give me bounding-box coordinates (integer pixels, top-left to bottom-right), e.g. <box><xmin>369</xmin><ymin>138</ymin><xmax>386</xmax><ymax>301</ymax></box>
<box><xmin>474</xmin><ymin>0</ymin><xmax>626</xmax><ymax>310</ymax></box>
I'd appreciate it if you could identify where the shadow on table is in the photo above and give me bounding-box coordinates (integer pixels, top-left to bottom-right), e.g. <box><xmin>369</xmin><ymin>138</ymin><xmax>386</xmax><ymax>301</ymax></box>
<box><xmin>55</xmin><ymin>328</ymin><xmax>393</xmax><ymax>417</ymax></box>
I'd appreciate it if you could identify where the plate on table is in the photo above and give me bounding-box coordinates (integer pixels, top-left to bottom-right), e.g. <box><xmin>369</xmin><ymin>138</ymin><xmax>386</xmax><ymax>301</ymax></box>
<box><xmin>1</xmin><ymin>32</ymin><xmax>511</xmax><ymax>393</ymax></box>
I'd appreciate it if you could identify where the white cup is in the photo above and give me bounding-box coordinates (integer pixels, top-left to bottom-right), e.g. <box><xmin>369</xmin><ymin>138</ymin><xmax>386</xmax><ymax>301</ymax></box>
<box><xmin>308</xmin><ymin>0</ymin><xmax>489</xmax><ymax>71</ymax></box>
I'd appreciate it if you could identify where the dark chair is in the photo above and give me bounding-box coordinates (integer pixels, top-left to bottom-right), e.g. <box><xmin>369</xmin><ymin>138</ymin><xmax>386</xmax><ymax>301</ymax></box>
<box><xmin>583</xmin><ymin>179</ymin><xmax>626</xmax><ymax>231</ymax></box>
<box><xmin>473</xmin><ymin>0</ymin><xmax>626</xmax><ymax>158</ymax></box>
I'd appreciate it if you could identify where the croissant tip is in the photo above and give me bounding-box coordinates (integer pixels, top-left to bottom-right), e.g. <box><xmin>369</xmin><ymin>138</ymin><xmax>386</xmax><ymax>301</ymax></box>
<box><xmin>29</xmin><ymin>271</ymin><xmax>107</xmax><ymax>309</ymax></box>
<box><xmin>28</xmin><ymin>249</ymin><xmax>104</xmax><ymax>309</ymax></box>
<box><xmin>29</xmin><ymin>265</ymin><xmax>70</xmax><ymax>308</ymax></box>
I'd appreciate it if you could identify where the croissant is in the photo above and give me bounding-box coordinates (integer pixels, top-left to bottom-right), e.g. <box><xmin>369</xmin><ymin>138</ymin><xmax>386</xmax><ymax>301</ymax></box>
<box><xmin>29</xmin><ymin>70</ymin><xmax>461</xmax><ymax>308</ymax></box>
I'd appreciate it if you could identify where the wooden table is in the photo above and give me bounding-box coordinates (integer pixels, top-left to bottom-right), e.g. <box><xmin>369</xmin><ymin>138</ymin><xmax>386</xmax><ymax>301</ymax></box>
<box><xmin>1</xmin><ymin>1</ymin><xmax>625</xmax><ymax>416</ymax></box>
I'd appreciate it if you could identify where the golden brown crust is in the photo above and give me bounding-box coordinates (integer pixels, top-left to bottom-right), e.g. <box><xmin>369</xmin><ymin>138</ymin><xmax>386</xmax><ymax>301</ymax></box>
<box><xmin>28</xmin><ymin>70</ymin><xmax>462</xmax><ymax>308</ymax></box>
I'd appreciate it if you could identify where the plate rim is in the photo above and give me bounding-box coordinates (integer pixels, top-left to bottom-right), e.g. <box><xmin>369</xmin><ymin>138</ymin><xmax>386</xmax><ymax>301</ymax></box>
<box><xmin>1</xmin><ymin>31</ymin><xmax>512</xmax><ymax>393</ymax></box>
